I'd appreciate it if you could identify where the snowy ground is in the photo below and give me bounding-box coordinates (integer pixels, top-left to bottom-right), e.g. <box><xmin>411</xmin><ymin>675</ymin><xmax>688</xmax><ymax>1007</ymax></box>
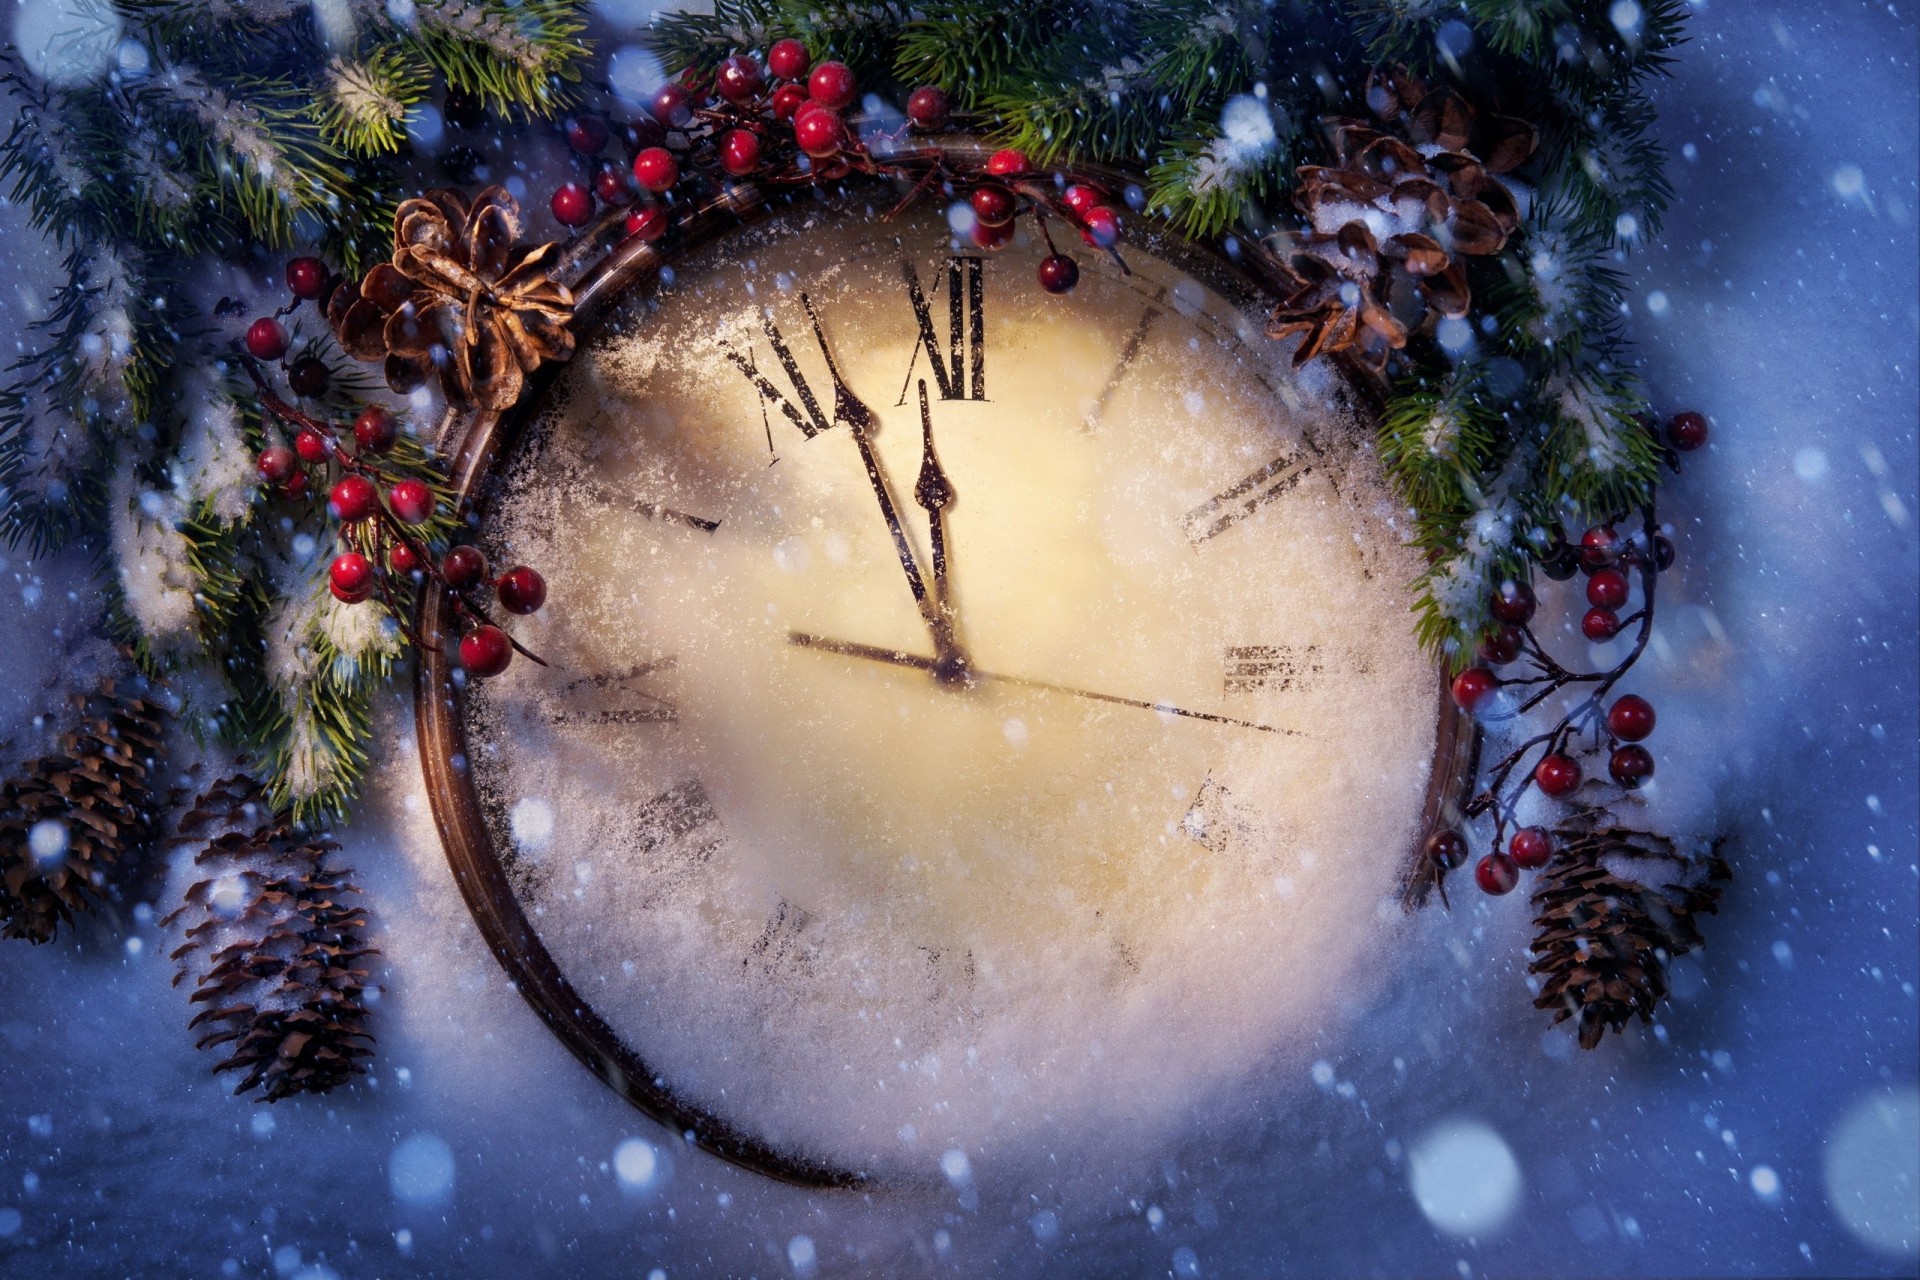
<box><xmin>0</xmin><ymin>3</ymin><xmax>1915</xmax><ymax>1277</ymax></box>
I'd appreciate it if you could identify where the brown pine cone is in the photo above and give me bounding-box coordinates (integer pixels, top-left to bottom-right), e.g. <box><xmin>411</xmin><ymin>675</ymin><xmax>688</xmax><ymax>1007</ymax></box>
<box><xmin>327</xmin><ymin>185</ymin><xmax>575</xmax><ymax>412</ymax></box>
<box><xmin>1529</xmin><ymin>828</ymin><xmax>1730</xmax><ymax>1049</ymax></box>
<box><xmin>165</xmin><ymin>789</ymin><xmax>377</xmax><ymax>1101</ymax></box>
<box><xmin>0</xmin><ymin>682</ymin><xmax>167</xmax><ymax>943</ymax></box>
<box><xmin>1268</xmin><ymin>69</ymin><xmax>1537</xmax><ymax>370</ymax></box>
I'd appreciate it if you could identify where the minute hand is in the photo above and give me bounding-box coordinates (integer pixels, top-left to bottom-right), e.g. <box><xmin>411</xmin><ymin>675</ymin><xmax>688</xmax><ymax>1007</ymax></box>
<box><xmin>799</xmin><ymin>295</ymin><xmax>966</xmax><ymax>676</ymax></box>
<box><xmin>786</xmin><ymin>631</ymin><xmax>1299</xmax><ymax>737</ymax></box>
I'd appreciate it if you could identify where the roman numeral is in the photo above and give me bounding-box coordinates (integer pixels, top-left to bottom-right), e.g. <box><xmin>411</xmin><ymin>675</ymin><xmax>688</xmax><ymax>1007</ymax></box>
<box><xmin>548</xmin><ymin>658</ymin><xmax>677</xmax><ymax>726</ymax></box>
<box><xmin>632</xmin><ymin>777</ymin><xmax>720</xmax><ymax>858</ymax></box>
<box><xmin>574</xmin><ymin>479</ymin><xmax>719</xmax><ymax>533</ymax></box>
<box><xmin>897</xmin><ymin>257</ymin><xmax>985</xmax><ymax>404</ymax></box>
<box><xmin>746</xmin><ymin>899</ymin><xmax>817</xmax><ymax>976</ymax></box>
<box><xmin>725</xmin><ymin>315</ymin><xmax>834</xmax><ymax>439</ymax></box>
<box><xmin>1180</xmin><ymin>774</ymin><xmax>1254</xmax><ymax>854</ymax></box>
<box><xmin>1084</xmin><ymin>300</ymin><xmax>1162</xmax><ymax>430</ymax></box>
<box><xmin>1223</xmin><ymin>644</ymin><xmax>1322</xmax><ymax>694</ymax></box>
<box><xmin>918</xmin><ymin>945</ymin><xmax>976</xmax><ymax>1007</ymax></box>
<box><xmin>1182</xmin><ymin>452</ymin><xmax>1312</xmax><ymax>545</ymax></box>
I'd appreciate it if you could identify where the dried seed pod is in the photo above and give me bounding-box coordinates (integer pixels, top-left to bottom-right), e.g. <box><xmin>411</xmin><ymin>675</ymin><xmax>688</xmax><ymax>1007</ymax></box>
<box><xmin>1267</xmin><ymin>68</ymin><xmax>1537</xmax><ymax>371</ymax></box>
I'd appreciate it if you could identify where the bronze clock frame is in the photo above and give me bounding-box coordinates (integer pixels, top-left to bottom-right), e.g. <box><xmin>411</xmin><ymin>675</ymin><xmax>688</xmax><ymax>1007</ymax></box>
<box><xmin>413</xmin><ymin>140</ymin><xmax>1480</xmax><ymax>1189</ymax></box>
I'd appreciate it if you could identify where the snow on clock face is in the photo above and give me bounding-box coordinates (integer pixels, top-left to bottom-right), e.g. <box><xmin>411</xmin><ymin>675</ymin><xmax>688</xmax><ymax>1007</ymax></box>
<box><xmin>434</xmin><ymin>189</ymin><xmax>1450</xmax><ymax>1183</ymax></box>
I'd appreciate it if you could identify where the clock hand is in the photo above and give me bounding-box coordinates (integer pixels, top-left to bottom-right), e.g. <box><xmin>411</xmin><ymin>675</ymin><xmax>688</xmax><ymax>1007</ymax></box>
<box><xmin>786</xmin><ymin>631</ymin><xmax>1299</xmax><ymax>737</ymax></box>
<box><xmin>798</xmin><ymin>295</ymin><xmax>968</xmax><ymax>681</ymax></box>
<box><xmin>912</xmin><ymin>379</ymin><xmax>956</xmax><ymax>606</ymax></box>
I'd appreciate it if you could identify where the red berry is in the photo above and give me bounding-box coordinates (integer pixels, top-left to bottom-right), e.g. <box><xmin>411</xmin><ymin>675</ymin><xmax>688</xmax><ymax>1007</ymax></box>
<box><xmin>1062</xmin><ymin>184</ymin><xmax>1104</xmax><ymax>217</ymax></box>
<box><xmin>256</xmin><ymin>446</ymin><xmax>298</xmax><ymax>485</ymax></box>
<box><xmin>715</xmin><ymin>54</ymin><xmax>762</xmax><ymax>103</ymax></box>
<box><xmin>353</xmin><ymin>406</ymin><xmax>397</xmax><ymax>453</ymax></box>
<box><xmin>388</xmin><ymin>478</ymin><xmax>434</xmax><ymax>524</ymax></box>
<box><xmin>1489</xmin><ymin>579</ymin><xmax>1536</xmax><ymax>625</ymax></box>
<box><xmin>985</xmin><ymin>149</ymin><xmax>1028</xmax><ymax>176</ymax></box>
<box><xmin>719</xmin><ymin>128</ymin><xmax>762</xmax><ymax>176</ymax></box>
<box><xmin>767</xmin><ymin>38</ymin><xmax>810</xmax><ymax>81</ymax></box>
<box><xmin>1653</xmin><ymin>534</ymin><xmax>1677</xmax><ymax>572</ymax></box>
<box><xmin>1478</xmin><ymin>625</ymin><xmax>1523</xmax><ymax>666</ymax></box>
<box><xmin>1587</xmin><ymin>567</ymin><xmax>1630</xmax><ymax>610</ymax></box>
<box><xmin>283</xmin><ymin>471</ymin><xmax>308</xmax><ymax>499</ymax></box>
<box><xmin>1582</xmin><ymin>607</ymin><xmax>1622</xmax><ymax>641</ymax></box>
<box><xmin>593</xmin><ymin>165</ymin><xmax>633</xmax><ymax>206</ymax></box>
<box><xmin>1509</xmin><ymin>826</ymin><xmax>1553</xmax><ymax>870</ymax></box>
<box><xmin>1426</xmin><ymin>829</ymin><xmax>1468</xmax><ymax>870</ymax></box>
<box><xmin>459</xmin><ymin>625</ymin><xmax>513</xmax><ymax>677</ymax></box>
<box><xmin>565</xmin><ymin>114</ymin><xmax>609</xmax><ymax>154</ymax></box>
<box><xmin>625</xmin><ymin>114</ymin><xmax>666</xmax><ymax>150</ymax></box>
<box><xmin>327</xmin><ymin>474</ymin><xmax>379</xmax><ymax>523</ymax></box>
<box><xmin>650</xmin><ymin>83</ymin><xmax>693</xmax><ymax>128</ymax></box>
<box><xmin>770</xmin><ymin>82</ymin><xmax>808</xmax><ymax>120</ymax></box>
<box><xmin>969</xmin><ymin>217</ymin><xmax>1014</xmax><ymax>251</ymax></box>
<box><xmin>1580</xmin><ymin>524</ymin><xmax>1621</xmax><ymax>571</ymax></box>
<box><xmin>970</xmin><ymin>183</ymin><xmax>1016</xmax><ymax>227</ymax></box>
<box><xmin>794</xmin><ymin>107</ymin><xmax>844</xmax><ymax>158</ymax></box>
<box><xmin>389</xmin><ymin>541</ymin><xmax>423</xmax><ymax>575</ymax></box>
<box><xmin>1451</xmin><ymin>667</ymin><xmax>1499</xmax><ymax>712</ymax></box>
<box><xmin>1475</xmin><ymin>852</ymin><xmax>1520</xmax><ymax>895</ymax></box>
<box><xmin>285</xmin><ymin>257</ymin><xmax>327</xmax><ymax>300</ymax></box>
<box><xmin>906</xmin><ymin>85</ymin><xmax>948</xmax><ymax>130</ymax></box>
<box><xmin>1081</xmin><ymin>206</ymin><xmax>1120</xmax><ymax>249</ymax></box>
<box><xmin>1537</xmin><ymin>537</ymin><xmax>1581</xmax><ymax>581</ymax></box>
<box><xmin>807</xmin><ymin>61</ymin><xmax>856</xmax><ymax>111</ymax></box>
<box><xmin>329</xmin><ymin>552</ymin><xmax>375</xmax><ymax>603</ymax></box>
<box><xmin>550</xmin><ymin>181</ymin><xmax>594</xmax><ymax>227</ymax></box>
<box><xmin>442</xmin><ymin>545</ymin><xmax>488</xmax><ymax>589</ymax></box>
<box><xmin>1037</xmin><ymin>254</ymin><xmax>1079</xmax><ymax>294</ymax></box>
<box><xmin>1534</xmin><ymin>753</ymin><xmax>1582</xmax><ymax>797</ymax></box>
<box><xmin>1609</xmin><ymin>744</ymin><xmax>1654</xmax><ymax>788</ymax></box>
<box><xmin>245</xmin><ymin>317</ymin><xmax>288</xmax><ymax>361</ymax></box>
<box><xmin>496</xmin><ymin>565</ymin><xmax>547</xmax><ymax>615</ymax></box>
<box><xmin>1606</xmin><ymin>694</ymin><xmax>1656</xmax><ymax>741</ymax></box>
<box><xmin>293</xmin><ymin>427</ymin><xmax>330</xmax><ymax>464</ymax></box>
<box><xmin>1669</xmin><ymin>410</ymin><xmax>1709</xmax><ymax>451</ymax></box>
<box><xmin>287</xmin><ymin>356</ymin><xmax>331</xmax><ymax>398</ymax></box>
<box><xmin>633</xmin><ymin>147</ymin><xmax>679</xmax><ymax>193</ymax></box>
<box><xmin>625</xmin><ymin>205</ymin><xmax>669</xmax><ymax>242</ymax></box>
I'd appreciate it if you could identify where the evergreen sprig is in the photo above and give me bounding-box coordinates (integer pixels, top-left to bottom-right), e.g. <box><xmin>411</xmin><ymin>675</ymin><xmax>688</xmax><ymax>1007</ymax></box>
<box><xmin>644</xmin><ymin>0</ymin><xmax>1684</xmax><ymax>662</ymax></box>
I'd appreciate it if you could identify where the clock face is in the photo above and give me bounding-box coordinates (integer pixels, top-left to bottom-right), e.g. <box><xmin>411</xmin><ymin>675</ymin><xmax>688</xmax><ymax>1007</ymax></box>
<box><xmin>459</xmin><ymin>196</ymin><xmax>1438</xmax><ymax>1172</ymax></box>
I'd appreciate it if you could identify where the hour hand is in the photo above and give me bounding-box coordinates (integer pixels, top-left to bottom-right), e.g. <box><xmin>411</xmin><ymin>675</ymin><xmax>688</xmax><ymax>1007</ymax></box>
<box><xmin>800</xmin><ymin>296</ymin><xmax>966</xmax><ymax>678</ymax></box>
<box><xmin>913</xmin><ymin>379</ymin><xmax>956</xmax><ymax>603</ymax></box>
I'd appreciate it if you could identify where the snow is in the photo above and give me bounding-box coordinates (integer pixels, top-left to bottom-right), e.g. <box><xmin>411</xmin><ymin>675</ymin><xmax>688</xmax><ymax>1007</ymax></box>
<box><xmin>0</xmin><ymin>3</ymin><xmax>1913</xmax><ymax>1277</ymax></box>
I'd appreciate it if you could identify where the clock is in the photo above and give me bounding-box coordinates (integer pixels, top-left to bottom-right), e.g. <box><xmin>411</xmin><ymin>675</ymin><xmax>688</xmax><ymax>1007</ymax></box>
<box><xmin>415</xmin><ymin>148</ymin><xmax>1475</xmax><ymax>1188</ymax></box>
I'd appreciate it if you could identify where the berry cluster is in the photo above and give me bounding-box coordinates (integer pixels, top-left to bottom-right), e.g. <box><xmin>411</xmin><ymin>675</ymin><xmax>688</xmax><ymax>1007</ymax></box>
<box><xmin>538</xmin><ymin>44</ymin><xmax>1126</xmax><ymax>297</ymax></box>
<box><xmin>1429</xmin><ymin>409</ymin><xmax>1710</xmax><ymax>898</ymax></box>
<box><xmin>243</xmin><ymin>261</ymin><xmax>546</xmax><ymax>681</ymax></box>
<box><xmin>241</xmin><ymin>256</ymin><xmax>339</xmax><ymax>402</ymax></box>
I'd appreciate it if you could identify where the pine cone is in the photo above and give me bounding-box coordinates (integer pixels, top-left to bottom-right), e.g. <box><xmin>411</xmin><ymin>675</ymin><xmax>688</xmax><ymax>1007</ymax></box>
<box><xmin>0</xmin><ymin>681</ymin><xmax>167</xmax><ymax>943</ymax></box>
<box><xmin>1528</xmin><ymin>828</ymin><xmax>1730</xmax><ymax>1049</ymax></box>
<box><xmin>166</xmin><ymin>787</ymin><xmax>377</xmax><ymax>1100</ymax></box>
<box><xmin>328</xmin><ymin>185</ymin><xmax>575</xmax><ymax>411</ymax></box>
<box><xmin>1268</xmin><ymin>69</ymin><xmax>1537</xmax><ymax>370</ymax></box>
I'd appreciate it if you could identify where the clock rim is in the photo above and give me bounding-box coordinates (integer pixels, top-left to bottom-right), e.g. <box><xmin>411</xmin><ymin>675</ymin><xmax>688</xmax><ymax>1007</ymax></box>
<box><xmin>412</xmin><ymin>141</ymin><xmax>1480</xmax><ymax>1190</ymax></box>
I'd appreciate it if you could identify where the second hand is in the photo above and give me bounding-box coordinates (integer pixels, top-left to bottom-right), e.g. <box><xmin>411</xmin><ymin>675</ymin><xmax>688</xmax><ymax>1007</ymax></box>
<box><xmin>786</xmin><ymin>631</ymin><xmax>1300</xmax><ymax>737</ymax></box>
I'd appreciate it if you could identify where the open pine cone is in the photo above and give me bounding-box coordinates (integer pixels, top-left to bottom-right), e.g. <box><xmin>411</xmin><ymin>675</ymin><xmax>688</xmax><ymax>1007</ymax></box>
<box><xmin>0</xmin><ymin>682</ymin><xmax>166</xmax><ymax>943</ymax></box>
<box><xmin>167</xmin><ymin>785</ymin><xmax>377</xmax><ymax>1100</ymax></box>
<box><xmin>1529</xmin><ymin>828</ymin><xmax>1730</xmax><ymax>1049</ymax></box>
<box><xmin>328</xmin><ymin>185</ymin><xmax>575</xmax><ymax>412</ymax></box>
<box><xmin>1268</xmin><ymin>69</ymin><xmax>1537</xmax><ymax>370</ymax></box>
